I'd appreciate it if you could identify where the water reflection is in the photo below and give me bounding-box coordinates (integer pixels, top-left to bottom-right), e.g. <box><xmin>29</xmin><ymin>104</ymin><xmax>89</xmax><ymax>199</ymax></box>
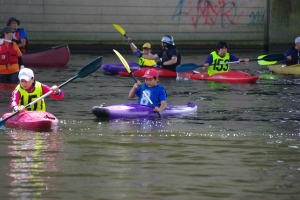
<box><xmin>6</xmin><ymin>130</ymin><xmax>64</xmax><ymax>198</ymax></box>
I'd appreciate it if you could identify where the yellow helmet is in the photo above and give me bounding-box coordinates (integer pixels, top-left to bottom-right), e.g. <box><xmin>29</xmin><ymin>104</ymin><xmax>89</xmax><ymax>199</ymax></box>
<box><xmin>142</xmin><ymin>43</ymin><xmax>151</xmax><ymax>49</ymax></box>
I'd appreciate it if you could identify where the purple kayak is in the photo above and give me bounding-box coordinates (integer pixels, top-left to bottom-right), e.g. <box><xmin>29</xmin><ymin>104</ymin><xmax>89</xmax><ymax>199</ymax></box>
<box><xmin>102</xmin><ymin>62</ymin><xmax>140</xmax><ymax>74</ymax></box>
<box><xmin>92</xmin><ymin>102</ymin><xmax>197</xmax><ymax>119</ymax></box>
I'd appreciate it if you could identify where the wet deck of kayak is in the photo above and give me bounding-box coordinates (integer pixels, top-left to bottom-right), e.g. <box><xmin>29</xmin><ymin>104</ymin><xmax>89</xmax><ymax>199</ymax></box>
<box><xmin>0</xmin><ymin>53</ymin><xmax>299</xmax><ymax>200</ymax></box>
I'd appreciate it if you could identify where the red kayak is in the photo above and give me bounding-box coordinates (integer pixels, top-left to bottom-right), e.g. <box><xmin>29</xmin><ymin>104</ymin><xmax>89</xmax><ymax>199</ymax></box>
<box><xmin>119</xmin><ymin>67</ymin><xmax>259</xmax><ymax>83</ymax></box>
<box><xmin>23</xmin><ymin>44</ymin><xmax>70</xmax><ymax>67</ymax></box>
<box><xmin>119</xmin><ymin>67</ymin><xmax>177</xmax><ymax>77</ymax></box>
<box><xmin>188</xmin><ymin>70</ymin><xmax>259</xmax><ymax>83</ymax></box>
<box><xmin>1</xmin><ymin>111</ymin><xmax>58</xmax><ymax>131</ymax></box>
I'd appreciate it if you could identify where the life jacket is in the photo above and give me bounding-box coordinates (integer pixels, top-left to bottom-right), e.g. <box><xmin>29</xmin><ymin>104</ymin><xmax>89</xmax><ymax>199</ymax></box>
<box><xmin>137</xmin><ymin>84</ymin><xmax>167</xmax><ymax>107</ymax></box>
<box><xmin>0</xmin><ymin>43</ymin><xmax>19</xmax><ymax>65</ymax></box>
<box><xmin>15</xmin><ymin>81</ymin><xmax>46</xmax><ymax>111</ymax></box>
<box><xmin>12</xmin><ymin>28</ymin><xmax>28</xmax><ymax>53</ymax></box>
<box><xmin>138</xmin><ymin>57</ymin><xmax>156</xmax><ymax>66</ymax></box>
<box><xmin>208</xmin><ymin>51</ymin><xmax>230</xmax><ymax>76</ymax></box>
<box><xmin>161</xmin><ymin>47</ymin><xmax>181</xmax><ymax>71</ymax></box>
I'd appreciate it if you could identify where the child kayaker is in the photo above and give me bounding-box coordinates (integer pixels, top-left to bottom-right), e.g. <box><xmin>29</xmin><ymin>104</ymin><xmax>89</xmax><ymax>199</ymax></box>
<box><xmin>127</xmin><ymin>38</ymin><xmax>157</xmax><ymax>67</ymax></box>
<box><xmin>128</xmin><ymin>68</ymin><xmax>167</xmax><ymax>113</ymax></box>
<box><xmin>134</xmin><ymin>35</ymin><xmax>181</xmax><ymax>72</ymax></box>
<box><xmin>203</xmin><ymin>41</ymin><xmax>249</xmax><ymax>76</ymax></box>
<box><xmin>10</xmin><ymin>68</ymin><xmax>64</xmax><ymax>112</ymax></box>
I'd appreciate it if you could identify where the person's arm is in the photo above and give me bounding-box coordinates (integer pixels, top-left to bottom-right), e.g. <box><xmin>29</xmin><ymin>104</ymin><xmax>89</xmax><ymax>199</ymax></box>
<box><xmin>10</xmin><ymin>89</ymin><xmax>21</xmax><ymax>111</ymax></box>
<box><xmin>202</xmin><ymin>55</ymin><xmax>213</xmax><ymax>70</ymax></box>
<box><xmin>230</xmin><ymin>54</ymin><xmax>249</xmax><ymax>63</ymax></box>
<box><xmin>155</xmin><ymin>100</ymin><xmax>167</xmax><ymax>112</ymax></box>
<box><xmin>128</xmin><ymin>81</ymin><xmax>141</xmax><ymax>98</ymax></box>
<box><xmin>127</xmin><ymin>38</ymin><xmax>137</xmax><ymax>52</ymax></box>
<box><xmin>161</xmin><ymin>56</ymin><xmax>177</xmax><ymax>66</ymax></box>
<box><xmin>18</xmin><ymin>38</ymin><xmax>26</xmax><ymax>49</ymax></box>
<box><xmin>153</xmin><ymin>88</ymin><xmax>167</xmax><ymax>112</ymax></box>
<box><xmin>41</xmin><ymin>84</ymin><xmax>64</xmax><ymax>100</ymax></box>
<box><xmin>18</xmin><ymin>29</ymin><xmax>27</xmax><ymax>49</ymax></box>
<box><xmin>142</xmin><ymin>54</ymin><xmax>159</xmax><ymax>60</ymax></box>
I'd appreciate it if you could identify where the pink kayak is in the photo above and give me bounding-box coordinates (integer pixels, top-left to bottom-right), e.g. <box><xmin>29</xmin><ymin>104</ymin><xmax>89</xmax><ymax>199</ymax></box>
<box><xmin>1</xmin><ymin>111</ymin><xmax>58</xmax><ymax>131</ymax></box>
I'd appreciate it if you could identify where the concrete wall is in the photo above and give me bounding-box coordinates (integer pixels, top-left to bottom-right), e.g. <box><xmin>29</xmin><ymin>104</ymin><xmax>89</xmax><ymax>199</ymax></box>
<box><xmin>0</xmin><ymin>0</ymin><xmax>299</xmax><ymax>53</ymax></box>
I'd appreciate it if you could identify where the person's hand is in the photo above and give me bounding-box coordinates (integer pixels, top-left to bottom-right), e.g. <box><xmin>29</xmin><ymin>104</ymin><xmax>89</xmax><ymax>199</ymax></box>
<box><xmin>286</xmin><ymin>55</ymin><xmax>292</xmax><ymax>60</ymax></box>
<box><xmin>239</xmin><ymin>59</ymin><xmax>249</xmax><ymax>63</ymax></box>
<box><xmin>154</xmin><ymin>106</ymin><xmax>161</xmax><ymax>112</ymax></box>
<box><xmin>156</xmin><ymin>61</ymin><xmax>163</xmax><ymax>66</ymax></box>
<box><xmin>127</xmin><ymin>38</ymin><xmax>132</xmax><ymax>43</ymax></box>
<box><xmin>51</xmin><ymin>85</ymin><xmax>60</xmax><ymax>94</ymax></box>
<box><xmin>13</xmin><ymin>105</ymin><xmax>26</xmax><ymax>113</ymax></box>
<box><xmin>202</xmin><ymin>64</ymin><xmax>209</xmax><ymax>71</ymax></box>
<box><xmin>133</xmin><ymin>81</ymin><xmax>141</xmax><ymax>89</ymax></box>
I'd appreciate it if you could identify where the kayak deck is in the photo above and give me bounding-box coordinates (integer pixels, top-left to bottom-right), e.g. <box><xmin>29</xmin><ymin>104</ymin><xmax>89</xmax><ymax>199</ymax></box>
<box><xmin>92</xmin><ymin>102</ymin><xmax>197</xmax><ymax>119</ymax></box>
<box><xmin>1</xmin><ymin>111</ymin><xmax>58</xmax><ymax>131</ymax></box>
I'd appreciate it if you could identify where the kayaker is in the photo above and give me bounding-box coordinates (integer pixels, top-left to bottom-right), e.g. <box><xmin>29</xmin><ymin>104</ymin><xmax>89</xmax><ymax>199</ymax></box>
<box><xmin>202</xmin><ymin>41</ymin><xmax>249</xmax><ymax>76</ymax></box>
<box><xmin>135</xmin><ymin>35</ymin><xmax>181</xmax><ymax>72</ymax></box>
<box><xmin>129</xmin><ymin>68</ymin><xmax>167</xmax><ymax>113</ymax></box>
<box><xmin>282</xmin><ymin>37</ymin><xmax>300</xmax><ymax>65</ymax></box>
<box><xmin>127</xmin><ymin>38</ymin><xmax>157</xmax><ymax>67</ymax></box>
<box><xmin>10</xmin><ymin>68</ymin><xmax>64</xmax><ymax>113</ymax></box>
<box><xmin>7</xmin><ymin>17</ymin><xmax>28</xmax><ymax>54</ymax></box>
<box><xmin>0</xmin><ymin>26</ymin><xmax>24</xmax><ymax>84</ymax></box>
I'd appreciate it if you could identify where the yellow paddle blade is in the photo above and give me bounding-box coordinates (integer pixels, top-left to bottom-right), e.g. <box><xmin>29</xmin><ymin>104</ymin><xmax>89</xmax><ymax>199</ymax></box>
<box><xmin>257</xmin><ymin>55</ymin><xmax>277</xmax><ymax>65</ymax></box>
<box><xmin>113</xmin><ymin>49</ymin><xmax>131</xmax><ymax>73</ymax></box>
<box><xmin>113</xmin><ymin>24</ymin><xmax>125</xmax><ymax>35</ymax></box>
<box><xmin>258</xmin><ymin>60</ymin><xmax>277</xmax><ymax>65</ymax></box>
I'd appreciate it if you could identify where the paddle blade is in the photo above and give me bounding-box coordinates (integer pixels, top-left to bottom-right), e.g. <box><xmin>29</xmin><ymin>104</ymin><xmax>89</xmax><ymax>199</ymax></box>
<box><xmin>113</xmin><ymin>49</ymin><xmax>131</xmax><ymax>73</ymax></box>
<box><xmin>113</xmin><ymin>24</ymin><xmax>126</xmax><ymax>36</ymax></box>
<box><xmin>77</xmin><ymin>56</ymin><xmax>102</xmax><ymax>78</ymax></box>
<box><xmin>176</xmin><ymin>63</ymin><xmax>201</xmax><ymax>73</ymax></box>
<box><xmin>259</xmin><ymin>54</ymin><xmax>285</xmax><ymax>61</ymax></box>
<box><xmin>258</xmin><ymin>60</ymin><xmax>277</xmax><ymax>65</ymax></box>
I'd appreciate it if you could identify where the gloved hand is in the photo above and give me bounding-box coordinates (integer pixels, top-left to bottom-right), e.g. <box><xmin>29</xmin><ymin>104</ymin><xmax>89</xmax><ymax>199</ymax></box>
<box><xmin>156</xmin><ymin>61</ymin><xmax>163</xmax><ymax>66</ymax></box>
<box><xmin>133</xmin><ymin>50</ymin><xmax>143</xmax><ymax>58</ymax></box>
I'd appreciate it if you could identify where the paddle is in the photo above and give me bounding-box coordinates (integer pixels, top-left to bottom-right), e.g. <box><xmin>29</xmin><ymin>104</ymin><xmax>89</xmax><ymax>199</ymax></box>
<box><xmin>113</xmin><ymin>49</ymin><xmax>162</xmax><ymax>118</ymax></box>
<box><xmin>176</xmin><ymin>54</ymin><xmax>286</xmax><ymax>73</ymax></box>
<box><xmin>0</xmin><ymin>56</ymin><xmax>102</xmax><ymax>128</ymax></box>
<box><xmin>113</xmin><ymin>23</ymin><xmax>140</xmax><ymax>51</ymax></box>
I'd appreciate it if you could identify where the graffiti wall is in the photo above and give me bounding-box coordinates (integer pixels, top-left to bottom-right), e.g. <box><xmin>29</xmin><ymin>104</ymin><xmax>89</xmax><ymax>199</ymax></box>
<box><xmin>0</xmin><ymin>0</ymin><xmax>299</xmax><ymax>52</ymax></box>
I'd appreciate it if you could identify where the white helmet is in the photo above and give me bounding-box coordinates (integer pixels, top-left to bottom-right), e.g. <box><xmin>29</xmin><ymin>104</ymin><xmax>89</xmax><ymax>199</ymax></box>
<box><xmin>161</xmin><ymin>35</ymin><xmax>175</xmax><ymax>45</ymax></box>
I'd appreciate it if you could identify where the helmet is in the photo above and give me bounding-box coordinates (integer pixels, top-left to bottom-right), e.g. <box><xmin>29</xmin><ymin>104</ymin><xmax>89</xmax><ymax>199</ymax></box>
<box><xmin>142</xmin><ymin>43</ymin><xmax>151</xmax><ymax>49</ymax></box>
<box><xmin>161</xmin><ymin>35</ymin><xmax>175</xmax><ymax>45</ymax></box>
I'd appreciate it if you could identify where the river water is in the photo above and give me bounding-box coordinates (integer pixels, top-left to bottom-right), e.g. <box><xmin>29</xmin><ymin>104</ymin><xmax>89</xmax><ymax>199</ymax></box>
<box><xmin>0</xmin><ymin>52</ymin><xmax>299</xmax><ymax>200</ymax></box>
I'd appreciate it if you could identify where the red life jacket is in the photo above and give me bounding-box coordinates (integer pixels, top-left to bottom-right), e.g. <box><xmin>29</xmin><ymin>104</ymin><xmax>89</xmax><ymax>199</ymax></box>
<box><xmin>0</xmin><ymin>43</ymin><xmax>19</xmax><ymax>65</ymax></box>
<box><xmin>13</xmin><ymin>29</ymin><xmax>27</xmax><ymax>53</ymax></box>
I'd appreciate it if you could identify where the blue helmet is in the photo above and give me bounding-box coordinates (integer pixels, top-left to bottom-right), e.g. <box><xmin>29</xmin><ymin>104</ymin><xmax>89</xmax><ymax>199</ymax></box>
<box><xmin>161</xmin><ymin>35</ymin><xmax>175</xmax><ymax>45</ymax></box>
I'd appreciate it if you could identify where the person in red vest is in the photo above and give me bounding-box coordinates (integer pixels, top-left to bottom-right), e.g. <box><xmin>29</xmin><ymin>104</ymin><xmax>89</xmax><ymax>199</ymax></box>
<box><xmin>0</xmin><ymin>26</ymin><xmax>24</xmax><ymax>83</ymax></box>
<box><xmin>7</xmin><ymin>17</ymin><xmax>28</xmax><ymax>53</ymax></box>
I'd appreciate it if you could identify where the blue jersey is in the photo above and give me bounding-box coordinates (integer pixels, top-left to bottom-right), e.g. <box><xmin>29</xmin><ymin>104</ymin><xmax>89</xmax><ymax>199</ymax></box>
<box><xmin>135</xmin><ymin>83</ymin><xmax>166</xmax><ymax>107</ymax></box>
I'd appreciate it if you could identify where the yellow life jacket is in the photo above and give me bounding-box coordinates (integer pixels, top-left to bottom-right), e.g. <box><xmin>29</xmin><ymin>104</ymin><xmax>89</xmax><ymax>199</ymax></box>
<box><xmin>208</xmin><ymin>51</ymin><xmax>230</xmax><ymax>76</ymax></box>
<box><xmin>138</xmin><ymin>53</ymin><xmax>156</xmax><ymax>66</ymax></box>
<box><xmin>16</xmin><ymin>81</ymin><xmax>46</xmax><ymax>111</ymax></box>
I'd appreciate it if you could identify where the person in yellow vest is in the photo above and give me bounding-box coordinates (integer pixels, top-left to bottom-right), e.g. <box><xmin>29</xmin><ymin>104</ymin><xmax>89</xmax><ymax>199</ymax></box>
<box><xmin>10</xmin><ymin>68</ymin><xmax>64</xmax><ymax>112</ymax></box>
<box><xmin>127</xmin><ymin>38</ymin><xmax>156</xmax><ymax>67</ymax></box>
<box><xmin>203</xmin><ymin>41</ymin><xmax>249</xmax><ymax>76</ymax></box>
<box><xmin>0</xmin><ymin>26</ymin><xmax>24</xmax><ymax>83</ymax></box>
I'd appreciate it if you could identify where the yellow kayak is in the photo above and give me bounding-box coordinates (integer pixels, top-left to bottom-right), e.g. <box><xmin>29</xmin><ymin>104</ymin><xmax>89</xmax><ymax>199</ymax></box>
<box><xmin>268</xmin><ymin>64</ymin><xmax>300</xmax><ymax>75</ymax></box>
